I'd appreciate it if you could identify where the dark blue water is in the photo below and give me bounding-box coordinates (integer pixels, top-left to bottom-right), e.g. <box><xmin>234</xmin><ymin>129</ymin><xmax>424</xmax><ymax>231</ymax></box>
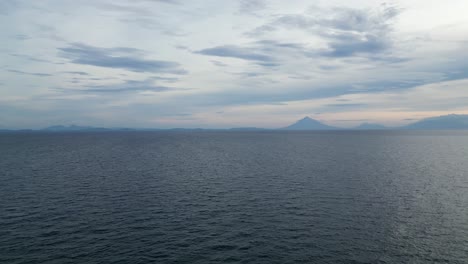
<box><xmin>1</xmin><ymin>131</ymin><xmax>467</xmax><ymax>263</ymax></box>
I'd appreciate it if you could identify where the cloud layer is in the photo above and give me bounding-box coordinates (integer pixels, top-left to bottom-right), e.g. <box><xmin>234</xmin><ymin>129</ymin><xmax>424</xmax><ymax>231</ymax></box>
<box><xmin>1</xmin><ymin>0</ymin><xmax>468</xmax><ymax>128</ymax></box>
<box><xmin>59</xmin><ymin>43</ymin><xmax>187</xmax><ymax>74</ymax></box>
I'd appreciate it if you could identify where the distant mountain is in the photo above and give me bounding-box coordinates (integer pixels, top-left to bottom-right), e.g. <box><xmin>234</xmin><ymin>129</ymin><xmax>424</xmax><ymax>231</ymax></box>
<box><xmin>41</xmin><ymin>125</ymin><xmax>110</xmax><ymax>132</ymax></box>
<box><xmin>403</xmin><ymin>114</ymin><xmax>468</xmax><ymax>130</ymax></box>
<box><xmin>282</xmin><ymin>117</ymin><xmax>338</xmax><ymax>130</ymax></box>
<box><xmin>5</xmin><ymin>114</ymin><xmax>468</xmax><ymax>132</ymax></box>
<box><xmin>354</xmin><ymin>123</ymin><xmax>387</xmax><ymax>130</ymax></box>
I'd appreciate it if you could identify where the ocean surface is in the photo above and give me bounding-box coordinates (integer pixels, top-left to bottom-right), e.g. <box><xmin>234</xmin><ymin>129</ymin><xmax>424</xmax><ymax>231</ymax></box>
<box><xmin>1</xmin><ymin>131</ymin><xmax>467</xmax><ymax>263</ymax></box>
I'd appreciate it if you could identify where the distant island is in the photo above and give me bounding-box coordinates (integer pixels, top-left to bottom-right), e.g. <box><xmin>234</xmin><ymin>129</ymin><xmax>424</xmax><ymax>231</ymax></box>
<box><xmin>281</xmin><ymin>114</ymin><xmax>468</xmax><ymax>130</ymax></box>
<box><xmin>1</xmin><ymin>114</ymin><xmax>468</xmax><ymax>132</ymax></box>
<box><xmin>281</xmin><ymin>117</ymin><xmax>336</xmax><ymax>130</ymax></box>
<box><xmin>282</xmin><ymin>114</ymin><xmax>468</xmax><ymax>130</ymax></box>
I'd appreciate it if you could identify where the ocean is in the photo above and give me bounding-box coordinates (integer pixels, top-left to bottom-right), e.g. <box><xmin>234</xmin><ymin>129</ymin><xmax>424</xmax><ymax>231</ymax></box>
<box><xmin>1</xmin><ymin>131</ymin><xmax>467</xmax><ymax>263</ymax></box>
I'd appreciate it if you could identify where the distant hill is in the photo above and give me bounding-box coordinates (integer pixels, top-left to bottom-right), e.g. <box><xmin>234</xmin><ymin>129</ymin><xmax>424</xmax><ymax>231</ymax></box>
<box><xmin>403</xmin><ymin>114</ymin><xmax>468</xmax><ymax>130</ymax></box>
<box><xmin>4</xmin><ymin>114</ymin><xmax>468</xmax><ymax>132</ymax></box>
<box><xmin>354</xmin><ymin>123</ymin><xmax>387</xmax><ymax>130</ymax></box>
<box><xmin>41</xmin><ymin>125</ymin><xmax>110</xmax><ymax>132</ymax></box>
<box><xmin>282</xmin><ymin>117</ymin><xmax>338</xmax><ymax>130</ymax></box>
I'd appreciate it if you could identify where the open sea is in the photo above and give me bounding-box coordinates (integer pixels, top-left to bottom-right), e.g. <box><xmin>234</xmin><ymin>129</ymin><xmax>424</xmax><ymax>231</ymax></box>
<box><xmin>0</xmin><ymin>131</ymin><xmax>467</xmax><ymax>263</ymax></box>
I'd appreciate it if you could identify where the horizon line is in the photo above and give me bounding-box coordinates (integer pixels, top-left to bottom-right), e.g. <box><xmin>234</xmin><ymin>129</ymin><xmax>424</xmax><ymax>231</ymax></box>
<box><xmin>1</xmin><ymin>113</ymin><xmax>468</xmax><ymax>131</ymax></box>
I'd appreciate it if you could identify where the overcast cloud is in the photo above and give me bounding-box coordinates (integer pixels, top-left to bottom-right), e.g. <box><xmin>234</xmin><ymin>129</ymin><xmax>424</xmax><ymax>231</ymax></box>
<box><xmin>1</xmin><ymin>0</ymin><xmax>468</xmax><ymax>128</ymax></box>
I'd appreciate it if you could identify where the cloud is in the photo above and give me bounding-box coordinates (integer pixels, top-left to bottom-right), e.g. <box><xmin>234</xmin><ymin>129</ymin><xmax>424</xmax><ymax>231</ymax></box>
<box><xmin>95</xmin><ymin>1</ymin><xmax>186</xmax><ymax>36</ymax></box>
<box><xmin>315</xmin><ymin>6</ymin><xmax>400</xmax><ymax>58</ymax></box>
<box><xmin>119</xmin><ymin>17</ymin><xmax>188</xmax><ymax>36</ymax></box>
<box><xmin>150</xmin><ymin>76</ymin><xmax>180</xmax><ymax>83</ymax></box>
<box><xmin>333</xmin><ymin>119</ymin><xmax>370</xmax><ymax>122</ymax></box>
<box><xmin>0</xmin><ymin>0</ymin><xmax>19</xmax><ymax>15</ymax></box>
<box><xmin>13</xmin><ymin>34</ymin><xmax>30</xmax><ymax>40</ymax></box>
<box><xmin>93</xmin><ymin>2</ymin><xmax>155</xmax><ymax>16</ymax></box>
<box><xmin>246</xmin><ymin>5</ymin><xmax>401</xmax><ymax>58</ymax></box>
<box><xmin>62</xmin><ymin>71</ymin><xmax>90</xmax><ymax>76</ymax></box>
<box><xmin>323</xmin><ymin>103</ymin><xmax>368</xmax><ymax>109</ymax></box>
<box><xmin>2</xmin><ymin>1</ymin><xmax>468</xmax><ymax>128</ymax></box>
<box><xmin>211</xmin><ymin>60</ymin><xmax>228</xmax><ymax>67</ymax></box>
<box><xmin>58</xmin><ymin>79</ymin><xmax>183</xmax><ymax>93</ymax></box>
<box><xmin>9</xmin><ymin>53</ymin><xmax>54</xmax><ymax>64</ymax></box>
<box><xmin>196</xmin><ymin>45</ymin><xmax>274</xmax><ymax>62</ymax></box>
<box><xmin>235</xmin><ymin>72</ymin><xmax>266</xmax><ymax>78</ymax></box>
<box><xmin>238</xmin><ymin>0</ymin><xmax>266</xmax><ymax>15</ymax></box>
<box><xmin>288</xmin><ymin>74</ymin><xmax>312</xmax><ymax>80</ymax></box>
<box><xmin>175</xmin><ymin>45</ymin><xmax>190</xmax><ymax>51</ymax></box>
<box><xmin>7</xmin><ymin>69</ymin><xmax>52</xmax><ymax>77</ymax></box>
<box><xmin>58</xmin><ymin>43</ymin><xmax>187</xmax><ymax>74</ymax></box>
<box><xmin>256</xmin><ymin>62</ymin><xmax>280</xmax><ymax>67</ymax></box>
<box><xmin>195</xmin><ymin>27</ymin><xmax>402</xmax><ymax>69</ymax></box>
<box><xmin>320</xmin><ymin>32</ymin><xmax>388</xmax><ymax>57</ymax></box>
<box><xmin>136</xmin><ymin>0</ymin><xmax>180</xmax><ymax>4</ymax></box>
<box><xmin>195</xmin><ymin>40</ymin><xmax>313</xmax><ymax>66</ymax></box>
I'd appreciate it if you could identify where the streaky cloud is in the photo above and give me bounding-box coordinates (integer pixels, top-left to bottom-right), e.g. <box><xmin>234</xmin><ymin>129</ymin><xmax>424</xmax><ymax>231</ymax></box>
<box><xmin>196</xmin><ymin>45</ymin><xmax>274</xmax><ymax>62</ymax></box>
<box><xmin>7</xmin><ymin>69</ymin><xmax>52</xmax><ymax>77</ymax></box>
<box><xmin>62</xmin><ymin>71</ymin><xmax>90</xmax><ymax>76</ymax></box>
<box><xmin>10</xmin><ymin>53</ymin><xmax>54</xmax><ymax>64</ymax></box>
<box><xmin>150</xmin><ymin>76</ymin><xmax>180</xmax><ymax>83</ymax></box>
<box><xmin>57</xmin><ymin>79</ymin><xmax>185</xmax><ymax>94</ymax></box>
<box><xmin>59</xmin><ymin>43</ymin><xmax>187</xmax><ymax>74</ymax></box>
<box><xmin>211</xmin><ymin>60</ymin><xmax>228</xmax><ymax>67</ymax></box>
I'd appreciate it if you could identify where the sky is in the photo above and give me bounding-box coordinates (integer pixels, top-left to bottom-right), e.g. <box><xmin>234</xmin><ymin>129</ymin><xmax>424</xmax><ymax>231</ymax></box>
<box><xmin>1</xmin><ymin>0</ymin><xmax>468</xmax><ymax>129</ymax></box>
